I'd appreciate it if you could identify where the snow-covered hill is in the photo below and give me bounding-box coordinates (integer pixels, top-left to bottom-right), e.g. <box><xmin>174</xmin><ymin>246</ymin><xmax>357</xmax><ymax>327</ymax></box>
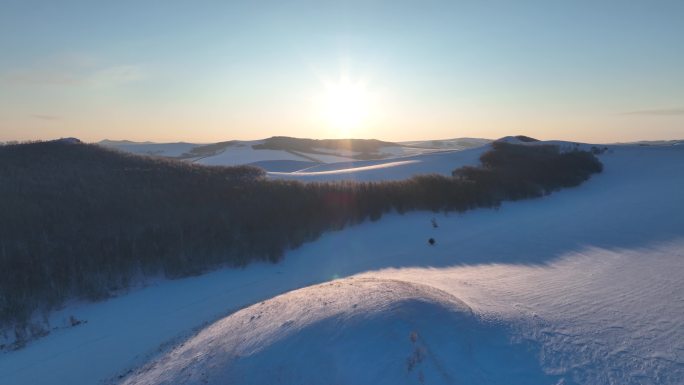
<box><xmin>400</xmin><ymin>137</ymin><xmax>492</xmax><ymax>150</ymax></box>
<box><xmin>99</xmin><ymin>140</ymin><xmax>198</xmax><ymax>158</ymax></box>
<box><xmin>122</xmin><ymin>278</ymin><xmax>551</xmax><ymax>385</ymax></box>
<box><xmin>268</xmin><ymin>146</ymin><xmax>487</xmax><ymax>182</ymax></box>
<box><xmin>1</xmin><ymin>142</ymin><xmax>683</xmax><ymax>385</ymax></box>
<box><xmin>98</xmin><ymin>137</ymin><xmax>491</xmax><ymax>172</ymax></box>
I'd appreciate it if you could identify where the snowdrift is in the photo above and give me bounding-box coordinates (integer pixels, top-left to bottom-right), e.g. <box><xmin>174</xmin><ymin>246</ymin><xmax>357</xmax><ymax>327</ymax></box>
<box><xmin>122</xmin><ymin>278</ymin><xmax>552</xmax><ymax>385</ymax></box>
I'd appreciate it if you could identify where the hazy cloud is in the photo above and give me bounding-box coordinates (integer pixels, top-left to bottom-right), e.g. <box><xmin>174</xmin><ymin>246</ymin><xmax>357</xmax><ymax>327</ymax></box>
<box><xmin>2</xmin><ymin>59</ymin><xmax>144</xmax><ymax>87</ymax></box>
<box><xmin>623</xmin><ymin>108</ymin><xmax>684</xmax><ymax>116</ymax></box>
<box><xmin>31</xmin><ymin>114</ymin><xmax>61</xmax><ymax>121</ymax></box>
<box><xmin>88</xmin><ymin>65</ymin><xmax>144</xmax><ymax>86</ymax></box>
<box><xmin>5</xmin><ymin>70</ymin><xmax>81</xmax><ymax>85</ymax></box>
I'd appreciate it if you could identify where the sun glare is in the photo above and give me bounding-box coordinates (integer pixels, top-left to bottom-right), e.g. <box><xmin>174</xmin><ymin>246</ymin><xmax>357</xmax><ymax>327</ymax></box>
<box><xmin>314</xmin><ymin>76</ymin><xmax>374</xmax><ymax>136</ymax></box>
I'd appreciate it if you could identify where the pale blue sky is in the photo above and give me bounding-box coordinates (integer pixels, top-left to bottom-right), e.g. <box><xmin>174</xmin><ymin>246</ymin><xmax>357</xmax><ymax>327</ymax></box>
<box><xmin>1</xmin><ymin>0</ymin><xmax>683</xmax><ymax>142</ymax></box>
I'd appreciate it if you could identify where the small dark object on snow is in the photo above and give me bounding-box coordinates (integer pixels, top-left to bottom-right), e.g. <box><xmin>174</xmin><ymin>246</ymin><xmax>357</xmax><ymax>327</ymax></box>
<box><xmin>69</xmin><ymin>315</ymin><xmax>83</xmax><ymax>327</ymax></box>
<box><xmin>428</xmin><ymin>238</ymin><xmax>436</xmax><ymax>246</ymax></box>
<box><xmin>431</xmin><ymin>218</ymin><xmax>438</xmax><ymax>228</ymax></box>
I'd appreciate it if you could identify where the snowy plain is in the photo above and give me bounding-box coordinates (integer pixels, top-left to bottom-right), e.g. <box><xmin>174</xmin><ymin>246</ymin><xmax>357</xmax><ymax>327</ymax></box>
<box><xmin>1</xmin><ymin>142</ymin><xmax>683</xmax><ymax>384</ymax></box>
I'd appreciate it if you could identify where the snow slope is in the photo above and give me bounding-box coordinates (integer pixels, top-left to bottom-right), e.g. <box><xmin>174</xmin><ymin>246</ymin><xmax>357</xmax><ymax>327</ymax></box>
<box><xmin>268</xmin><ymin>146</ymin><xmax>487</xmax><ymax>182</ymax></box>
<box><xmin>1</xmin><ymin>144</ymin><xmax>683</xmax><ymax>385</ymax></box>
<box><xmin>360</xmin><ymin>241</ymin><xmax>684</xmax><ymax>384</ymax></box>
<box><xmin>99</xmin><ymin>141</ymin><xmax>197</xmax><ymax>158</ymax></box>
<box><xmin>193</xmin><ymin>143</ymin><xmax>307</xmax><ymax>166</ymax></box>
<box><xmin>122</xmin><ymin>278</ymin><xmax>552</xmax><ymax>385</ymax></box>
<box><xmin>122</xmin><ymin>145</ymin><xmax>684</xmax><ymax>385</ymax></box>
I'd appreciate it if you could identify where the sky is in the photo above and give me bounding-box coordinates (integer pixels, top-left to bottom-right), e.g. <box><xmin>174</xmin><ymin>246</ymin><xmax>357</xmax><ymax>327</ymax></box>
<box><xmin>1</xmin><ymin>0</ymin><xmax>683</xmax><ymax>143</ymax></box>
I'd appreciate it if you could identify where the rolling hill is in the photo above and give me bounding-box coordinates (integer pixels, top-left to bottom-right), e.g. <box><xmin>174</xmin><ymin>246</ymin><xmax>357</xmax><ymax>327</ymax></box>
<box><xmin>99</xmin><ymin>136</ymin><xmax>492</xmax><ymax>171</ymax></box>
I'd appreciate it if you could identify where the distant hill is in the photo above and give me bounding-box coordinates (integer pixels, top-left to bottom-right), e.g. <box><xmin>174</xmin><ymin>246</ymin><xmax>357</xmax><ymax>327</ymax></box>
<box><xmin>611</xmin><ymin>139</ymin><xmax>684</xmax><ymax>146</ymax></box>
<box><xmin>98</xmin><ymin>136</ymin><xmax>493</xmax><ymax>170</ymax></box>
<box><xmin>252</xmin><ymin>136</ymin><xmax>399</xmax><ymax>160</ymax></box>
<box><xmin>400</xmin><ymin>137</ymin><xmax>492</xmax><ymax>149</ymax></box>
<box><xmin>495</xmin><ymin>135</ymin><xmax>540</xmax><ymax>144</ymax></box>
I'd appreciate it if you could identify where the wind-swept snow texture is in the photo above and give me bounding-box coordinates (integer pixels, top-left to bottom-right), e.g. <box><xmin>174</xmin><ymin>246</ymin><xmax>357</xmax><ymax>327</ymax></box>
<box><xmin>122</xmin><ymin>278</ymin><xmax>553</xmax><ymax>385</ymax></box>
<box><xmin>1</xmin><ymin>143</ymin><xmax>683</xmax><ymax>385</ymax></box>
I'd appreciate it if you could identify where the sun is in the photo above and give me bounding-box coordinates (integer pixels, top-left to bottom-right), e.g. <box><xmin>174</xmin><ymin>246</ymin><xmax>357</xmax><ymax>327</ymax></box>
<box><xmin>314</xmin><ymin>76</ymin><xmax>373</xmax><ymax>136</ymax></box>
<box><xmin>324</xmin><ymin>79</ymin><xmax>368</xmax><ymax>129</ymax></box>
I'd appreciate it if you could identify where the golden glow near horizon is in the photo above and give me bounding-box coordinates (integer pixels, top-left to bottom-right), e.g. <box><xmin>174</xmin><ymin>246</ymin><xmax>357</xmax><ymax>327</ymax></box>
<box><xmin>2</xmin><ymin>2</ymin><xmax>684</xmax><ymax>143</ymax></box>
